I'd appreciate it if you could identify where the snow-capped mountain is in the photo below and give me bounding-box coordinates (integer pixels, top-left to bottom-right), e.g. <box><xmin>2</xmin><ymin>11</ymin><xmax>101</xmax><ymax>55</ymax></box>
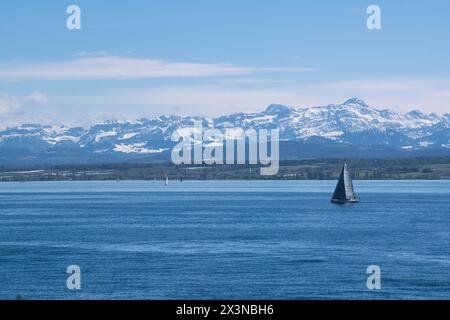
<box><xmin>1</xmin><ymin>98</ymin><xmax>449</xmax><ymax>165</ymax></box>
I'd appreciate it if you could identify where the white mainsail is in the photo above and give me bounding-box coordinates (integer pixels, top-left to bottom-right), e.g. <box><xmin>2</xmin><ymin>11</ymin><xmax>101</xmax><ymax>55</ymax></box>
<box><xmin>331</xmin><ymin>162</ymin><xmax>358</xmax><ymax>203</ymax></box>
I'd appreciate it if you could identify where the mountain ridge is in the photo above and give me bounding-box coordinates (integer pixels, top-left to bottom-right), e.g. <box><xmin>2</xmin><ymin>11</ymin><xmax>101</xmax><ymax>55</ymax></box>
<box><xmin>1</xmin><ymin>98</ymin><xmax>449</xmax><ymax>165</ymax></box>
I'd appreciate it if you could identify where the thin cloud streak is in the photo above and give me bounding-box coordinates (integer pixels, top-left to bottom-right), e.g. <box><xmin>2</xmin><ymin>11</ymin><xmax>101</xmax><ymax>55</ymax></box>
<box><xmin>0</xmin><ymin>56</ymin><xmax>316</xmax><ymax>81</ymax></box>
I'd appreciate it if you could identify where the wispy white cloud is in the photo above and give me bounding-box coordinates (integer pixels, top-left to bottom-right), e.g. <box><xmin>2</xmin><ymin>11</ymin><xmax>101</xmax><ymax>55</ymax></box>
<box><xmin>0</xmin><ymin>56</ymin><xmax>315</xmax><ymax>81</ymax></box>
<box><xmin>0</xmin><ymin>93</ymin><xmax>21</xmax><ymax>114</ymax></box>
<box><xmin>0</xmin><ymin>92</ymin><xmax>50</xmax><ymax>128</ymax></box>
<box><xmin>75</xmin><ymin>51</ymin><xmax>108</xmax><ymax>57</ymax></box>
<box><xmin>58</xmin><ymin>86</ymin><xmax>308</xmax><ymax>117</ymax></box>
<box><xmin>222</xmin><ymin>78</ymin><xmax>290</xmax><ymax>85</ymax></box>
<box><xmin>1</xmin><ymin>77</ymin><xmax>449</xmax><ymax>127</ymax></box>
<box><xmin>59</xmin><ymin>78</ymin><xmax>450</xmax><ymax>116</ymax></box>
<box><xmin>0</xmin><ymin>92</ymin><xmax>48</xmax><ymax>114</ymax></box>
<box><xmin>26</xmin><ymin>92</ymin><xmax>49</xmax><ymax>104</ymax></box>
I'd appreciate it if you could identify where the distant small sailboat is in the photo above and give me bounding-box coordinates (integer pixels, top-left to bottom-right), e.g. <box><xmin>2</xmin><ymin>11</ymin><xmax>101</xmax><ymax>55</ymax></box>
<box><xmin>331</xmin><ymin>162</ymin><xmax>358</xmax><ymax>204</ymax></box>
<box><xmin>165</xmin><ymin>176</ymin><xmax>169</xmax><ymax>186</ymax></box>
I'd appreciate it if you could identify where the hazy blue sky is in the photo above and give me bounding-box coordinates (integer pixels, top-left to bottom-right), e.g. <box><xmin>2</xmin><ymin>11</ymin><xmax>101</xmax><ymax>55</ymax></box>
<box><xmin>0</xmin><ymin>0</ymin><xmax>449</xmax><ymax>126</ymax></box>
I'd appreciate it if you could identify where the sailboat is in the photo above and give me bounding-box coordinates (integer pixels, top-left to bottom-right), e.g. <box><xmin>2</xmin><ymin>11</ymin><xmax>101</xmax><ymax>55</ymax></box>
<box><xmin>331</xmin><ymin>162</ymin><xmax>358</xmax><ymax>204</ymax></box>
<box><xmin>165</xmin><ymin>176</ymin><xmax>169</xmax><ymax>186</ymax></box>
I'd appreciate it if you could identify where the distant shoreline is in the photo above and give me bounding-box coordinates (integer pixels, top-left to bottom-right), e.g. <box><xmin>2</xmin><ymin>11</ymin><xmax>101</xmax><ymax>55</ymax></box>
<box><xmin>1</xmin><ymin>179</ymin><xmax>450</xmax><ymax>183</ymax></box>
<box><xmin>1</xmin><ymin>157</ymin><xmax>450</xmax><ymax>182</ymax></box>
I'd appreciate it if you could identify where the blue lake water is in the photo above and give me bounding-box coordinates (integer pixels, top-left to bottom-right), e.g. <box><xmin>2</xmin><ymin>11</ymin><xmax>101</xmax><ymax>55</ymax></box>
<box><xmin>0</xmin><ymin>180</ymin><xmax>449</xmax><ymax>300</ymax></box>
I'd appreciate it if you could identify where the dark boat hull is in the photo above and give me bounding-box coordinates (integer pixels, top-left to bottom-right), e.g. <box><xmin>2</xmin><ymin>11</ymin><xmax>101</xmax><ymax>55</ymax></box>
<box><xmin>331</xmin><ymin>198</ymin><xmax>359</xmax><ymax>204</ymax></box>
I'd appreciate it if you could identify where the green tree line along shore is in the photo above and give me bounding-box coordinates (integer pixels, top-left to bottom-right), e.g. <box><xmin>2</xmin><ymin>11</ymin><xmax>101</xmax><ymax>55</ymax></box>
<box><xmin>1</xmin><ymin>157</ymin><xmax>450</xmax><ymax>182</ymax></box>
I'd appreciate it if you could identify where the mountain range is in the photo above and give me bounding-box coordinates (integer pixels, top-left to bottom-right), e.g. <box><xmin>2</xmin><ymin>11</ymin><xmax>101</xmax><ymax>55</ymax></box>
<box><xmin>1</xmin><ymin>98</ymin><xmax>449</xmax><ymax>166</ymax></box>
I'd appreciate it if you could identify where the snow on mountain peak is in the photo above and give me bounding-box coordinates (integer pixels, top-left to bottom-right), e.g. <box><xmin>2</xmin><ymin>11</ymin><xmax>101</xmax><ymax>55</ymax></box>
<box><xmin>0</xmin><ymin>98</ymin><xmax>448</xmax><ymax>156</ymax></box>
<box><xmin>343</xmin><ymin>97</ymin><xmax>369</xmax><ymax>107</ymax></box>
<box><xmin>406</xmin><ymin>110</ymin><xmax>427</xmax><ymax>119</ymax></box>
<box><xmin>265</xmin><ymin>104</ymin><xmax>293</xmax><ymax>114</ymax></box>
